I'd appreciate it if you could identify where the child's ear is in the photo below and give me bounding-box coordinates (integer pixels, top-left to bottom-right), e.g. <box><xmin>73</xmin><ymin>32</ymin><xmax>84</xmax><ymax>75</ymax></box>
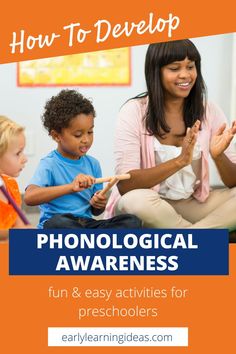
<box><xmin>50</xmin><ymin>130</ymin><xmax>60</xmax><ymax>143</ymax></box>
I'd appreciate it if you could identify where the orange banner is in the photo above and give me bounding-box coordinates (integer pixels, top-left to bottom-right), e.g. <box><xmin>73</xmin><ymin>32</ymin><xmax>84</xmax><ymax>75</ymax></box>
<box><xmin>1</xmin><ymin>0</ymin><xmax>235</xmax><ymax>63</ymax></box>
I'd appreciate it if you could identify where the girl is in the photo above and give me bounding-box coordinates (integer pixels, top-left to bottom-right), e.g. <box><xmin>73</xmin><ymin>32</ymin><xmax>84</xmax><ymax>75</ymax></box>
<box><xmin>105</xmin><ymin>39</ymin><xmax>236</xmax><ymax>232</ymax></box>
<box><xmin>0</xmin><ymin>116</ymin><xmax>31</xmax><ymax>240</ymax></box>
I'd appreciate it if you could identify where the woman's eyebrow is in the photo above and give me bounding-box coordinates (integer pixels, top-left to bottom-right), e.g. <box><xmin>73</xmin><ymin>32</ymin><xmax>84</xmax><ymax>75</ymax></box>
<box><xmin>168</xmin><ymin>59</ymin><xmax>194</xmax><ymax>64</ymax></box>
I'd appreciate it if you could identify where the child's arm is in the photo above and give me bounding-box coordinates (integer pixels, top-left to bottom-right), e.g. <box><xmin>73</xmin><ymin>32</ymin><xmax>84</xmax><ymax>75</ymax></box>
<box><xmin>90</xmin><ymin>192</ymin><xmax>107</xmax><ymax>216</ymax></box>
<box><xmin>0</xmin><ymin>229</ymin><xmax>8</xmax><ymax>241</ymax></box>
<box><xmin>24</xmin><ymin>174</ymin><xmax>95</xmax><ymax>206</ymax></box>
<box><xmin>0</xmin><ymin>220</ymin><xmax>33</xmax><ymax>241</ymax></box>
<box><xmin>25</xmin><ymin>184</ymin><xmax>75</xmax><ymax>206</ymax></box>
<box><xmin>13</xmin><ymin>216</ymin><xmax>33</xmax><ymax>228</ymax></box>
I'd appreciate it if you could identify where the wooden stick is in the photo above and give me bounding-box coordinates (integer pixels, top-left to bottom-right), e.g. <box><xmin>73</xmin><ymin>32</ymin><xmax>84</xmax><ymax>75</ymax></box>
<box><xmin>95</xmin><ymin>173</ymin><xmax>130</xmax><ymax>184</ymax></box>
<box><xmin>99</xmin><ymin>177</ymin><xmax>119</xmax><ymax>196</ymax></box>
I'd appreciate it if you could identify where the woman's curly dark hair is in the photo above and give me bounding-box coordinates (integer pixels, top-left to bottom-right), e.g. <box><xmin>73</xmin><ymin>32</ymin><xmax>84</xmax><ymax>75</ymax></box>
<box><xmin>42</xmin><ymin>89</ymin><xmax>96</xmax><ymax>133</ymax></box>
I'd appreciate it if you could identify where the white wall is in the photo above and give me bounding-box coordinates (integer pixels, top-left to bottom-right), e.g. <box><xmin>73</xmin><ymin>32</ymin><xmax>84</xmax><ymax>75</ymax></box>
<box><xmin>192</xmin><ymin>34</ymin><xmax>233</xmax><ymax>119</ymax></box>
<box><xmin>0</xmin><ymin>33</ymin><xmax>234</xmax><ymax>191</ymax></box>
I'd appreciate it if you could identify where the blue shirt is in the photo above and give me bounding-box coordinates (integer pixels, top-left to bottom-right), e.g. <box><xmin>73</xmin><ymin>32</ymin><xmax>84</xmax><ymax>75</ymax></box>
<box><xmin>28</xmin><ymin>150</ymin><xmax>103</xmax><ymax>228</ymax></box>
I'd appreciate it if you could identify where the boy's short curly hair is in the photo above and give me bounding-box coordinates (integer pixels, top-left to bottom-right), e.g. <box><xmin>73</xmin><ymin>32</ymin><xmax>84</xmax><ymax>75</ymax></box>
<box><xmin>42</xmin><ymin>89</ymin><xmax>96</xmax><ymax>133</ymax></box>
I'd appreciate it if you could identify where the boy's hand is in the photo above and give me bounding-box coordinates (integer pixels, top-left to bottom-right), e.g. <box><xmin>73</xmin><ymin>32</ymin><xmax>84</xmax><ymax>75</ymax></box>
<box><xmin>71</xmin><ymin>174</ymin><xmax>95</xmax><ymax>192</ymax></box>
<box><xmin>90</xmin><ymin>191</ymin><xmax>107</xmax><ymax>210</ymax></box>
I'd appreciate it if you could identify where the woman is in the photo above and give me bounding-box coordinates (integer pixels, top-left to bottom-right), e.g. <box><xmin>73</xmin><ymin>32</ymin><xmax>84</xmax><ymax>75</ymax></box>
<box><xmin>105</xmin><ymin>39</ymin><xmax>236</xmax><ymax>231</ymax></box>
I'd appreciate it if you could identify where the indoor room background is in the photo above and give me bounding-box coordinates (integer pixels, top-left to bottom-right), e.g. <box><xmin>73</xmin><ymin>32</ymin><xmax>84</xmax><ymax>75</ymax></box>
<box><xmin>0</xmin><ymin>33</ymin><xmax>235</xmax><ymax>194</ymax></box>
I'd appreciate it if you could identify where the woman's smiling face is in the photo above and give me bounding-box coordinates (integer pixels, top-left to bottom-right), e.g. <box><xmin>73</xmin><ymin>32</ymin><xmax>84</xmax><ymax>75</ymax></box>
<box><xmin>161</xmin><ymin>57</ymin><xmax>197</xmax><ymax>100</ymax></box>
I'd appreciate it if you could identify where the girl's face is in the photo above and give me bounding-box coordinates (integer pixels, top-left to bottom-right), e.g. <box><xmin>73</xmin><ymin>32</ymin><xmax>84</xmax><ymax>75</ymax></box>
<box><xmin>0</xmin><ymin>132</ymin><xmax>27</xmax><ymax>177</ymax></box>
<box><xmin>54</xmin><ymin>114</ymin><xmax>94</xmax><ymax>160</ymax></box>
<box><xmin>161</xmin><ymin>57</ymin><xmax>197</xmax><ymax>100</ymax></box>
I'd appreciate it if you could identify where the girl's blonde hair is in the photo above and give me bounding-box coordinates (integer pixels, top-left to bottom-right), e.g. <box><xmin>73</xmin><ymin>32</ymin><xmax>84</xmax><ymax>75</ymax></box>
<box><xmin>0</xmin><ymin>116</ymin><xmax>24</xmax><ymax>157</ymax></box>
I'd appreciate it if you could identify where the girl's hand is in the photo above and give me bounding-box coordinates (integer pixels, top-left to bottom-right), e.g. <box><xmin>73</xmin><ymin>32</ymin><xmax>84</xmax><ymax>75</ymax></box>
<box><xmin>210</xmin><ymin>121</ymin><xmax>236</xmax><ymax>160</ymax></box>
<box><xmin>18</xmin><ymin>225</ymin><xmax>34</xmax><ymax>229</ymax></box>
<box><xmin>178</xmin><ymin>120</ymin><xmax>200</xmax><ymax>167</ymax></box>
<box><xmin>90</xmin><ymin>191</ymin><xmax>107</xmax><ymax>210</ymax></box>
<box><xmin>71</xmin><ymin>174</ymin><xmax>95</xmax><ymax>192</ymax></box>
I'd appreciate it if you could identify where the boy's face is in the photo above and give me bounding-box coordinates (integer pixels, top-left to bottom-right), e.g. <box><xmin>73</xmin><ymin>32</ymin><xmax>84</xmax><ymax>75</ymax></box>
<box><xmin>54</xmin><ymin>114</ymin><xmax>94</xmax><ymax>159</ymax></box>
<box><xmin>0</xmin><ymin>132</ymin><xmax>27</xmax><ymax>177</ymax></box>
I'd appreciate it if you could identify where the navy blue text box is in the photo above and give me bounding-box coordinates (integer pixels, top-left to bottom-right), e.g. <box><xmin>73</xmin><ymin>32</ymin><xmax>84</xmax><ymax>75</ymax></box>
<box><xmin>9</xmin><ymin>229</ymin><xmax>229</xmax><ymax>275</ymax></box>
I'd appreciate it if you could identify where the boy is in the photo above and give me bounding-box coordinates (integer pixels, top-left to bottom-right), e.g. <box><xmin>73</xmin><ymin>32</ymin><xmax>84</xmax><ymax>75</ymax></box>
<box><xmin>24</xmin><ymin>90</ymin><xmax>141</xmax><ymax>229</ymax></box>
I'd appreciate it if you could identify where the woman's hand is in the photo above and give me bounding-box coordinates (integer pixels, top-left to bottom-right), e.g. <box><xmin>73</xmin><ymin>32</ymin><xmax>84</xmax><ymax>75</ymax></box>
<box><xmin>71</xmin><ymin>174</ymin><xmax>95</xmax><ymax>192</ymax></box>
<box><xmin>210</xmin><ymin>121</ymin><xmax>236</xmax><ymax>160</ymax></box>
<box><xmin>178</xmin><ymin>120</ymin><xmax>200</xmax><ymax>167</ymax></box>
<box><xmin>90</xmin><ymin>191</ymin><xmax>107</xmax><ymax>210</ymax></box>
